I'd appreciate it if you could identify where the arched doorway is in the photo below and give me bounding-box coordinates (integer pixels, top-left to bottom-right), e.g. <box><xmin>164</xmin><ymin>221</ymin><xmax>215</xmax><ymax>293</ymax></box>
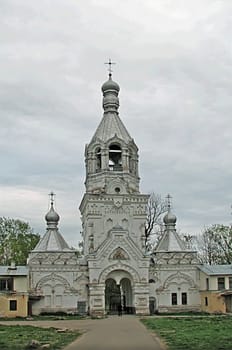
<box><xmin>105</xmin><ymin>276</ymin><xmax>133</xmax><ymax>314</ymax></box>
<box><xmin>105</xmin><ymin>278</ymin><xmax>121</xmax><ymax>313</ymax></box>
<box><xmin>149</xmin><ymin>297</ymin><xmax>156</xmax><ymax>315</ymax></box>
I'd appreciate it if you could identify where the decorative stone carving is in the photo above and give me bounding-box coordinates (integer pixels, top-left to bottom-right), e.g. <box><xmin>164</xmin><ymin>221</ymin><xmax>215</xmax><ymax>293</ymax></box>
<box><xmin>36</xmin><ymin>273</ymin><xmax>78</xmax><ymax>294</ymax></box>
<box><xmin>110</xmin><ymin>247</ymin><xmax>129</xmax><ymax>260</ymax></box>
<box><xmin>163</xmin><ymin>271</ymin><xmax>197</xmax><ymax>290</ymax></box>
<box><xmin>113</xmin><ymin>197</ymin><xmax>123</xmax><ymax>208</ymax></box>
<box><xmin>99</xmin><ymin>262</ymin><xmax>140</xmax><ymax>283</ymax></box>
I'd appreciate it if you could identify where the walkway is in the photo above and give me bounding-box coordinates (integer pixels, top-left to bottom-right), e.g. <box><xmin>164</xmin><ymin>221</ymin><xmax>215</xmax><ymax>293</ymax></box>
<box><xmin>64</xmin><ymin>315</ymin><xmax>165</xmax><ymax>350</ymax></box>
<box><xmin>0</xmin><ymin>315</ymin><xmax>165</xmax><ymax>350</ymax></box>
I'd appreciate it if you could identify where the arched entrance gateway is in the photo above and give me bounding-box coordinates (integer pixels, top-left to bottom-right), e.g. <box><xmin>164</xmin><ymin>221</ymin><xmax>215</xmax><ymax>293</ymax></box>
<box><xmin>105</xmin><ymin>271</ymin><xmax>134</xmax><ymax>314</ymax></box>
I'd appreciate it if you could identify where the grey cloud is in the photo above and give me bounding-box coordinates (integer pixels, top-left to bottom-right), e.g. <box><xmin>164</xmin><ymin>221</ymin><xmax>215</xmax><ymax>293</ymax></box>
<box><xmin>0</xmin><ymin>0</ymin><xmax>231</xmax><ymax>247</ymax></box>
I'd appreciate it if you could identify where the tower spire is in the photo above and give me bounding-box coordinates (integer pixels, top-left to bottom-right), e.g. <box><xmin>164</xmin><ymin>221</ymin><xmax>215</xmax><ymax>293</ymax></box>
<box><xmin>102</xmin><ymin>60</ymin><xmax>120</xmax><ymax>113</ymax></box>
<box><xmin>32</xmin><ymin>194</ymin><xmax>71</xmax><ymax>252</ymax></box>
<box><xmin>45</xmin><ymin>191</ymin><xmax>59</xmax><ymax>229</ymax></box>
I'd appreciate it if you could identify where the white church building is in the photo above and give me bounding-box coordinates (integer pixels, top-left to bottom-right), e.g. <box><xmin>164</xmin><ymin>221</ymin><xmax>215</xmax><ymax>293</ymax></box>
<box><xmin>28</xmin><ymin>72</ymin><xmax>201</xmax><ymax>316</ymax></box>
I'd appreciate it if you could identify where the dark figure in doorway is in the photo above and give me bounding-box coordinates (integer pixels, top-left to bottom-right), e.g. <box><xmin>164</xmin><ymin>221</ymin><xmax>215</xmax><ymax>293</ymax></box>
<box><xmin>118</xmin><ymin>303</ymin><xmax>122</xmax><ymax>316</ymax></box>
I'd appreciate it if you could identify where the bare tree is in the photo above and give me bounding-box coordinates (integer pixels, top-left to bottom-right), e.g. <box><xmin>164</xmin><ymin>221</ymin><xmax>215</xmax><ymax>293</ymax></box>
<box><xmin>145</xmin><ymin>193</ymin><xmax>167</xmax><ymax>250</ymax></box>
<box><xmin>179</xmin><ymin>232</ymin><xmax>198</xmax><ymax>250</ymax></box>
<box><xmin>197</xmin><ymin>224</ymin><xmax>232</xmax><ymax>264</ymax></box>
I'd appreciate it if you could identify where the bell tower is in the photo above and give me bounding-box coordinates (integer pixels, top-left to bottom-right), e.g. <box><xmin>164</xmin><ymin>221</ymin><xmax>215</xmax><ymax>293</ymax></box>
<box><xmin>80</xmin><ymin>66</ymin><xmax>150</xmax><ymax>316</ymax></box>
<box><xmin>84</xmin><ymin>72</ymin><xmax>140</xmax><ymax>196</ymax></box>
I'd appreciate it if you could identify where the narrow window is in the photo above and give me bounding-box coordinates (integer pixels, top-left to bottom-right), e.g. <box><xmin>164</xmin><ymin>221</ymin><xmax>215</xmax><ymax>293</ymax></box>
<box><xmin>0</xmin><ymin>279</ymin><xmax>7</xmax><ymax>291</ymax></box>
<box><xmin>229</xmin><ymin>277</ymin><xmax>232</xmax><ymax>289</ymax></box>
<box><xmin>96</xmin><ymin>148</ymin><xmax>101</xmax><ymax>172</ymax></box>
<box><xmin>205</xmin><ymin>297</ymin><xmax>208</xmax><ymax>306</ymax></box>
<box><xmin>218</xmin><ymin>277</ymin><xmax>225</xmax><ymax>290</ymax></box>
<box><xmin>45</xmin><ymin>295</ymin><xmax>51</xmax><ymax>307</ymax></box>
<box><xmin>9</xmin><ymin>300</ymin><xmax>17</xmax><ymax>311</ymax></box>
<box><xmin>129</xmin><ymin>150</ymin><xmax>133</xmax><ymax>173</ymax></box>
<box><xmin>171</xmin><ymin>293</ymin><xmax>177</xmax><ymax>305</ymax></box>
<box><xmin>56</xmin><ymin>295</ymin><xmax>62</xmax><ymax>306</ymax></box>
<box><xmin>206</xmin><ymin>278</ymin><xmax>209</xmax><ymax>290</ymax></box>
<box><xmin>181</xmin><ymin>292</ymin><xmax>187</xmax><ymax>305</ymax></box>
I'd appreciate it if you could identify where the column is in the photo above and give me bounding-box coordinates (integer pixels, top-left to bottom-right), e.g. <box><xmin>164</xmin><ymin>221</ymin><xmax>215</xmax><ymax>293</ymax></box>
<box><xmin>88</xmin><ymin>283</ymin><xmax>105</xmax><ymax>317</ymax></box>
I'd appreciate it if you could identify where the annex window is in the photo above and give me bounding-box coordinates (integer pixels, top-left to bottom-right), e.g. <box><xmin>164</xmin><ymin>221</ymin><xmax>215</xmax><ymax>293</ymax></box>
<box><xmin>0</xmin><ymin>278</ymin><xmax>13</xmax><ymax>291</ymax></box>
<box><xmin>229</xmin><ymin>277</ymin><xmax>232</xmax><ymax>289</ymax></box>
<box><xmin>206</xmin><ymin>278</ymin><xmax>209</xmax><ymax>290</ymax></box>
<box><xmin>95</xmin><ymin>147</ymin><xmax>101</xmax><ymax>172</ymax></box>
<box><xmin>109</xmin><ymin>144</ymin><xmax>122</xmax><ymax>171</ymax></box>
<box><xmin>218</xmin><ymin>277</ymin><xmax>225</xmax><ymax>290</ymax></box>
<box><xmin>181</xmin><ymin>292</ymin><xmax>187</xmax><ymax>305</ymax></box>
<box><xmin>171</xmin><ymin>293</ymin><xmax>177</xmax><ymax>305</ymax></box>
<box><xmin>9</xmin><ymin>300</ymin><xmax>17</xmax><ymax>311</ymax></box>
<box><xmin>205</xmin><ymin>297</ymin><xmax>208</xmax><ymax>306</ymax></box>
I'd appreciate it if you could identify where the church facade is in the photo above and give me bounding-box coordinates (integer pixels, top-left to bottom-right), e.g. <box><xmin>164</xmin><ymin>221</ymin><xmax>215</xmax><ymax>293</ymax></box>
<box><xmin>28</xmin><ymin>73</ymin><xmax>202</xmax><ymax>316</ymax></box>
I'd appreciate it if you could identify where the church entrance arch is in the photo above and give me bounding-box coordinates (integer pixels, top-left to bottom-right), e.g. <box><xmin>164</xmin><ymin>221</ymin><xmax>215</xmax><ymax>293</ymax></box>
<box><xmin>104</xmin><ymin>271</ymin><xmax>134</xmax><ymax>314</ymax></box>
<box><xmin>105</xmin><ymin>278</ymin><xmax>121</xmax><ymax>314</ymax></box>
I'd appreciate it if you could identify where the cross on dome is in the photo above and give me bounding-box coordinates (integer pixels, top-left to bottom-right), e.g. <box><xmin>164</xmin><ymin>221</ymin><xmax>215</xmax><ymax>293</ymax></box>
<box><xmin>49</xmin><ymin>191</ymin><xmax>56</xmax><ymax>205</ymax></box>
<box><xmin>166</xmin><ymin>193</ymin><xmax>172</xmax><ymax>210</ymax></box>
<box><xmin>104</xmin><ymin>58</ymin><xmax>116</xmax><ymax>77</ymax></box>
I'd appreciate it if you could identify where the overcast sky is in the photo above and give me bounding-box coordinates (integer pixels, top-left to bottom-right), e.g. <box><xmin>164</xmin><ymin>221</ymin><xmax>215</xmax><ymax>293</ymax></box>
<box><xmin>0</xmin><ymin>0</ymin><xmax>231</xmax><ymax>247</ymax></box>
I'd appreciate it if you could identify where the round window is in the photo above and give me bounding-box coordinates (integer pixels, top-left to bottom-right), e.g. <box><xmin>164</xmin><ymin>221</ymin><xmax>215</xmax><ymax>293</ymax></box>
<box><xmin>115</xmin><ymin>187</ymin><xmax>120</xmax><ymax>193</ymax></box>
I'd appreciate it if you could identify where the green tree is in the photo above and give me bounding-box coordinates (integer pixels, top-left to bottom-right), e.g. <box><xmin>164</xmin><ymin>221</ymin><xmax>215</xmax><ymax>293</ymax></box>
<box><xmin>0</xmin><ymin>217</ymin><xmax>40</xmax><ymax>266</ymax></box>
<box><xmin>197</xmin><ymin>224</ymin><xmax>232</xmax><ymax>264</ymax></box>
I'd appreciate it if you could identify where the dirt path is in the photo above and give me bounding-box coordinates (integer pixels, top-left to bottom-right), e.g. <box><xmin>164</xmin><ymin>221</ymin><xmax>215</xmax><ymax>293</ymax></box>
<box><xmin>0</xmin><ymin>315</ymin><xmax>165</xmax><ymax>350</ymax></box>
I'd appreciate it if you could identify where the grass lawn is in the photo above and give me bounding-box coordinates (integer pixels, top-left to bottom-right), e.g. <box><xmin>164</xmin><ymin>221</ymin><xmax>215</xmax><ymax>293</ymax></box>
<box><xmin>0</xmin><ymin>315</ymin><xmax>86</xmax><ymax>321</ymax></box>
<box><xmin>0</xmin><ymin>324</ymin><xmax>80</xmax><ymax>350</ymax></box>
<box><xmin>141</xmin><ymin>316</ymin><xmax>232</xmax><ymax>350</ymax></box>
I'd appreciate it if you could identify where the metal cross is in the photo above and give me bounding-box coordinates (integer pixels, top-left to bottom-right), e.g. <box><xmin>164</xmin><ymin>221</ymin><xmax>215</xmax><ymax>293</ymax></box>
<box><xmin>104</xmin><ymin>58</ymin><xmax>116</xmax><ymax>74</ymax></box>
<box><xmin>166</xmin><ymin>194</ymin><xmax>172</xmax><ymax>209</ymax></box>
<box><xmin>49</xmin><ymin>191</ymin><xmax>56</xmax><ymax>205</ymax></box>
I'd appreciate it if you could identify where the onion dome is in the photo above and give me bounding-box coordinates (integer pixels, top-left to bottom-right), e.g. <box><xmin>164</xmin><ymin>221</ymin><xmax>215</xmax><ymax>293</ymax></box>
<box><xmin>163</xmin><ymin>210</ymin><xmax>177</xmax><ymax>225</ymax></box>
<box><xmin>102</xmin><ymin>73</ymin><xmax>120</xmax><ymax>113</ymax></box>
<box><xmin>31</xmin><ymin>194</ymin><xmax>71</xmax><ymax>252</ymax></box>
<box><xmin>45</xmin><ymin>202</ymin><xmax>60</xmax><ymax>225</ymax></box>
<box><xmin>163</xmin><ymin>194</ymin><xmax>177</xmax><ymax>226</ymax></box>
<box><xmin>101</xmin><ymin>74</ymin><xmax>120</xmax><ymax>93</ymax></box>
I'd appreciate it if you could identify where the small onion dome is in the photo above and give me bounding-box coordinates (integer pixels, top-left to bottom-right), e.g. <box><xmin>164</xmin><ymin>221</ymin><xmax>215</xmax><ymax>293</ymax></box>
<box><xmin>45</xmin><ymin>203</ymin><xmax>60</xmax><ymax>223</ymax></box>
<box><xmin>101</xmin><ymin>74</ymin><xmax>120</xmax><ymax>93</ymax></box>
<box><xmin>163</xmin><ymin>210</ymin><xmax>177</xmax><ymax>225</ymax></box>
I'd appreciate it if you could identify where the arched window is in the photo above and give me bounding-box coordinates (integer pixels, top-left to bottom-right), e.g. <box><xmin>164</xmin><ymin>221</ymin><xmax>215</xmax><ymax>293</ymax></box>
<box><xmin>95</xmin><ymin>147</ymin><xmax>101</xmax><ymax>172</ymax></box>
<box><xmin>109</xmin><ymin>144</ymin><xmax>122</xmax><ymax>171</ymax></box>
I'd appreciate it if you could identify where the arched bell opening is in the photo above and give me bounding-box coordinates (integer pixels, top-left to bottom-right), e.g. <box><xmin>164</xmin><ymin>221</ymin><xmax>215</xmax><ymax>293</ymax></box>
<box><xmin>109</xmin><ymin>144</ymin><xmax>122</xmax><ymax>171</ymax></box>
